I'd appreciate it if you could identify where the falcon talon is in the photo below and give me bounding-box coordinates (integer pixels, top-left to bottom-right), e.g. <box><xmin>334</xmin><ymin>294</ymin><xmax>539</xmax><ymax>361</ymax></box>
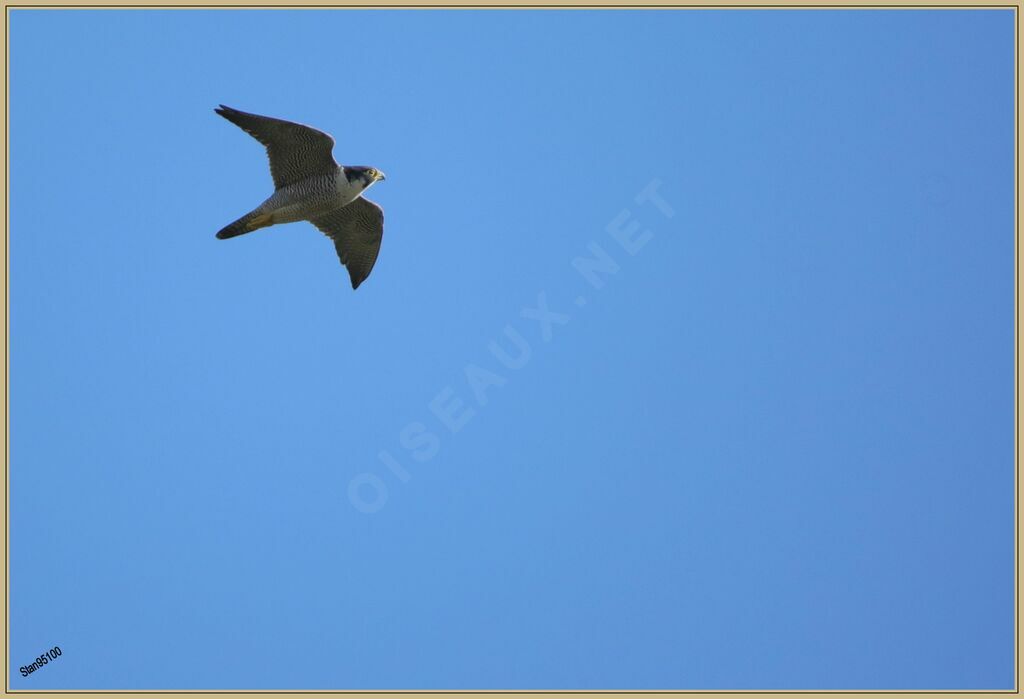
<box><xmin>214</xmin><ymin>105</ymin><xmax>386</xmax><ymax>290</ymax></box>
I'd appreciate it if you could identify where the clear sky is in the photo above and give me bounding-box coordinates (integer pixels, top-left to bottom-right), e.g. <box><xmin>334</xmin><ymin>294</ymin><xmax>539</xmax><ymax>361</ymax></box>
<box><xmin>8</xmin><ymin>8</ymin><xmax>1015</xmax><ymax>691</ymax></box>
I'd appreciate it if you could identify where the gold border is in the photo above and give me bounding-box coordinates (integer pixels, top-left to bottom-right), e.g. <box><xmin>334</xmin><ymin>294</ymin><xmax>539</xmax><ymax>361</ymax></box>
<box><xmin>1</xmin><ymin>3</ymin><xmax>1018</xmax><ymax>698</ymax></box>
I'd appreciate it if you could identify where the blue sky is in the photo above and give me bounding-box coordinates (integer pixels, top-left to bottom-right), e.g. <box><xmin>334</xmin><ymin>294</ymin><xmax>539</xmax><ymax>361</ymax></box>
<box><xmin>8</xmin><ymin>9</ymin><xmax>1015</xmax><ymax>690</ymax></box>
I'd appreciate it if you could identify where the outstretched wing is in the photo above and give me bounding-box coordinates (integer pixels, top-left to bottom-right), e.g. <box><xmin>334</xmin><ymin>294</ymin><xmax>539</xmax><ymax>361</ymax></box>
<box><xmin>309</xmin><ymin>197</ymin><xmax>384</xmax><ymax>290</ymax></box>
<box><xmin>215</xmin><ymin>105</ymin><xmax>338</xmax><ymax>190</ymax></box>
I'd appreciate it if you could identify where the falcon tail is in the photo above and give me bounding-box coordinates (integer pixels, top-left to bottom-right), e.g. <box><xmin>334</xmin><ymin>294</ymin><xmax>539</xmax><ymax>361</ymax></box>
<box><xmin>216</xmin><ymin>211</ymin><xmax>274</xmax><ymax>240</ymax></box>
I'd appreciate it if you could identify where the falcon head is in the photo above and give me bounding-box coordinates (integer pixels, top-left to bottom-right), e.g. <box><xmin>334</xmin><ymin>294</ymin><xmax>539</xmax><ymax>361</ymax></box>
<box><xmin>344</xmin><ymin>166</ymin><xmax>387</xmax><ymax>189</ymax></box>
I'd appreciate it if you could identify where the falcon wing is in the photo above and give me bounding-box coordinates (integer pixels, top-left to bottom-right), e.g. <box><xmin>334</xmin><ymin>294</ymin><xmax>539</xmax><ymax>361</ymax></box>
<box><xmin>309</xmin><ymin>197</ymin><xmax>384</xmax><ymax>290</ymax></box>
<box><xmin>215</xmin><ymin>105</ymin><xmax>338</xmax><ymax>190</ymax></box>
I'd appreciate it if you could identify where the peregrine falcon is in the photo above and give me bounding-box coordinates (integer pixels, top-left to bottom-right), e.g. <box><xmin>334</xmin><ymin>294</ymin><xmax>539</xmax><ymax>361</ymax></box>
<box><xmin>214</xmin><ymin>105</ymin><xmax>387</xmax><ymax>290</ymax></box>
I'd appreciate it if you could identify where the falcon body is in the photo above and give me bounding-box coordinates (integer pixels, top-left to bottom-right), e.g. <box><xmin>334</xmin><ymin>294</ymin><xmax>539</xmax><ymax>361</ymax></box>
<box><xmin>214</xmin><ymin>105</ymin><xmax>387</xmax><ymax>290</ymax></box>
<box><xmin>250</xmin><ymin>169</ymin><xmax>366</xmax><ymax>226</ymax></box>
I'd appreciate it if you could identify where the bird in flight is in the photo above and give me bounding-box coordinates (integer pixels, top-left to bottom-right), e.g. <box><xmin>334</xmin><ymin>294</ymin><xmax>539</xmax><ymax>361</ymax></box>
<box><xmin>214</xmin><ymin>105</ymin><xmax>387</xmax><ymax>290</ymax></box>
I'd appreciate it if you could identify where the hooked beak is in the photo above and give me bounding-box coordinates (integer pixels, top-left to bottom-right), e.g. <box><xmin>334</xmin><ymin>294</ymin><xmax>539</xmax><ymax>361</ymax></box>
<box><xmin>375</xmin><ymin>171</ymin><xmax>387</xmax><ymax>182</ymax></box>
